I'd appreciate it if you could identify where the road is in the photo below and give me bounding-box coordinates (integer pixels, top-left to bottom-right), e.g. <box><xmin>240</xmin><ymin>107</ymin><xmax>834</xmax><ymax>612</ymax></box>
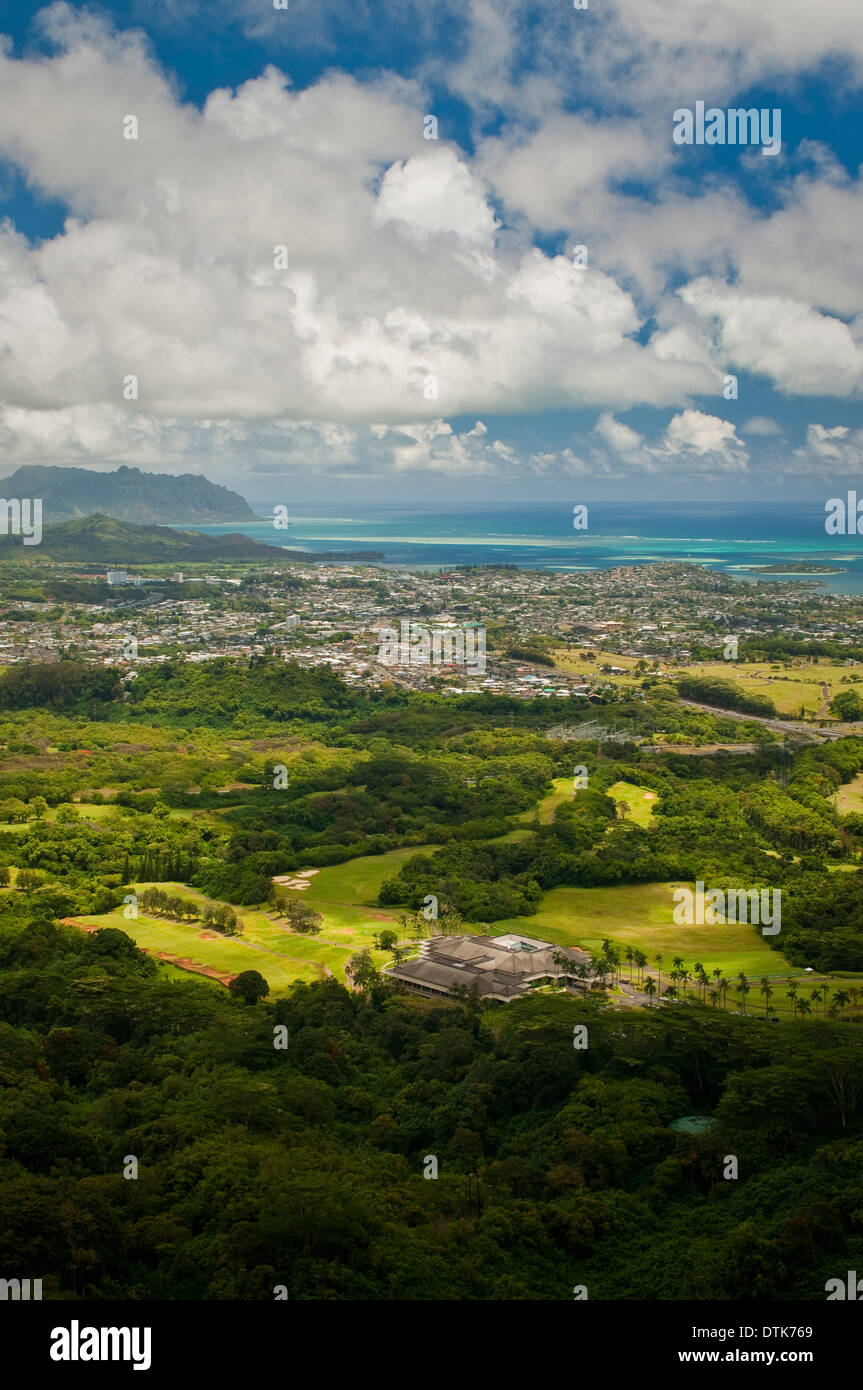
<box><xmin>680</xmin><ymin>700</ymin><xmax>862</xmax><ymax>743</ymax></box>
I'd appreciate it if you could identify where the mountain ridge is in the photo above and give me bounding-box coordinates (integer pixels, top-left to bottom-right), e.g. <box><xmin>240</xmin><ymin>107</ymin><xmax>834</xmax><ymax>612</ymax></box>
<box><xmin>0</xmin><ymin>465</ymin><xmax>258</xmax><ymax>524</ymax></box>
<box><xmin>0</xmin><ymin>513</ymin><xmax>383</xmax><ymax>564</ymax></box>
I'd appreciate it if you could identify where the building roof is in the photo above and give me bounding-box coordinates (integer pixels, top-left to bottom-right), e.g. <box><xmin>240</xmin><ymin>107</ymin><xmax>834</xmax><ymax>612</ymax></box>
<box><xmin>387</xmin><ymin>933</ymin><xmax>592</xmax><ymax>1002</ymax></box>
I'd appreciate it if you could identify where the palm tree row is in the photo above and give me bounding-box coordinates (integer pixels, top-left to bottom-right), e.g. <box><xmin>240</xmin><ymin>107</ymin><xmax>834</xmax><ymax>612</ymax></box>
<box><xmin>628</xmin><ymin>948</ymin><xmax>858</xmax><ymax>1021</ymax></box>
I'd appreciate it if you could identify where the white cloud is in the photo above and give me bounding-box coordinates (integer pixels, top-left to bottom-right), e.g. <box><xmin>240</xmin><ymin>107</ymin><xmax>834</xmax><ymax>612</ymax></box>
<box><xmin>679</xmin><ymin>279</ymin><xmax>863</xmax><ymax>397</ymax></box>
<box><xmin>743</xmin><ymin>417</ymin><xmax>783</xmax><ymax>436</ymax></box>
<box><xmin>797</xmin><ymin>422</ymin><xmax>863</xmax><ymax>472</ymax></box>
<box><xmin>0</xmin><ymin>4</ymin><xmax>860</xmax><ymax>484</ymax></box>
<box><xmin>591</xmin><ymin>409</ymin><xmax>748</xmax><ymax>474</ymax></box>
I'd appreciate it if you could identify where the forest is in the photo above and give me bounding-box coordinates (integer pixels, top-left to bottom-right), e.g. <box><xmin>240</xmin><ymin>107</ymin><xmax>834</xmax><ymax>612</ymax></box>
<box><xmin>0</xmin><ymin>657</ymin><xmax>862</xmax><ymax>1299</ymax></box>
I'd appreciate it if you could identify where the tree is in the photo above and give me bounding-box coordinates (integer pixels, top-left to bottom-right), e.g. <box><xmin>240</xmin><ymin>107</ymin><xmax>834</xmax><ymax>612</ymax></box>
<box><xmin>643</xmin><ymin>976</ymin><xmax>657</xmax><ymax>1006</ymax></box>
<box><xmin>737</xmin><ymin>972</ymin><xmax>750</xmax><ymax>1014</ymax></box>
<box><xmin>346</xmin><ymin>950</ymin><xmax>380</xmax><ymax>995</ymax></box>
<box><xmin>228</xmin><ymin>970</ymin><xmax>269</xmax><ymax>1004</ymax></box>
<box><xmin>30</xmin><ymin>797</ymin><xmax>48</xmax><ymax>820</ymax></box>
<box><xmin>439</xmin><ymin>904</ymin><xmax>464</xmax><ymax>938</ymax></box>
<box><xmin>831</xmin><ymin>990</ymin><xmax>851</xmax><ymax>1018</ymax></box>
<box><xmin>830</xmin><ymin>690</ymin><xmax>863</xmax><ymax>721</ymax></box>
<box><xmin>760</xmin><ymin>976</ymin><xmax>773</xmax><ymax>1018</ymax></box>
<box><xmin>284</xmin><ymin>898</ymin><xmax>322</xmax><ymax>935</ymax></box>
<box><xmin>374</xmin><ymin>928</ymin><xmax>399</xmax><ymax>952</ymax></box>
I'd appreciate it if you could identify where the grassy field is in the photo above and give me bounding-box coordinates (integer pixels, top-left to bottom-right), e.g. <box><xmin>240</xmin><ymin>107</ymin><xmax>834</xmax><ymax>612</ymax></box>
<box><xmin>684</xmin><ymin>660</ymin><xmax>844</xmax><ymax>718</ymax></box>
<box><xmin>836</xmin><ymin>773</ymin><xmax>863</xmax><ymax>815</ymax></box>
<box><xmin>0</xmin><ymin>802</ymin><xmax>122</xmax><ymax>832</ymax></box>
<box><xmin>607</xmin><ymin>780</ymin><xmax>657</xmax><ymax>825</ymax></box>
<box><xmin>550</xmin><ymin>649</ymin><xmax>863</xmax><ymax>721</ymax></box>
<box><xmin>74</xmin><ymin>845</ymin><xmax>443</xmax><ymax>994</ymax></box>
<box><xmin>515</xmin><ymin>776</ymin><xmax>574</xmax><ymax>826</ymax></box>
<box><xmin>490</xmin><ymin>880</ymin><xmax>796</xmax><ymax>979</ymax></box>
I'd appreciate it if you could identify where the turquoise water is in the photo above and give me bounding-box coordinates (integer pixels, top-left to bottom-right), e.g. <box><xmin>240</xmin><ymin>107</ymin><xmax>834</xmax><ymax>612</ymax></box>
<box><xmin>192</xmin><ymin>501</ymin><xmax>863</xmax><ymax>593</ymax></box>
<box><xmin>670</xmin><ymin>1115</ymin><xmax>717</xmax><ymax>1135</ymax></box>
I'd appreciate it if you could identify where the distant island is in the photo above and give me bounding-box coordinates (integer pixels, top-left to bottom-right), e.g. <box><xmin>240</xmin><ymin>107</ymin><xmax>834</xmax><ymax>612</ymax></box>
<box><xmin>0</xmin><ymin>465</ymin><xmax>257</xmax><ymax>525</ymax></box>
<box><xmin>741</xmin><ymin>562</ymin><xmax>843</xmax><ymax>574</ymax></box>
<box><xmin>0</xmin><ymin>514</ymin><xmax>383</xmax><ymax>564</ymax></box>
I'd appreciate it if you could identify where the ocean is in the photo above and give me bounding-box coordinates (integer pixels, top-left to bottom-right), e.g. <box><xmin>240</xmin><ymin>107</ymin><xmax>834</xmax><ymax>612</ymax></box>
<box><xmin>193</xmin><ymin>501</ymin><xmax>863</xmax><ymax>595</ymax></box>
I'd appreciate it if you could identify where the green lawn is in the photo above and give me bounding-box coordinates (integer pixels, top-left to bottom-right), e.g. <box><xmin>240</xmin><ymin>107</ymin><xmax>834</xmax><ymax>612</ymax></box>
<box><xmin>489</xmin><ymin>880</ymin><xmax>798</xmax><ymax>980</ymax></box>
<box><xmin>607</xmin><ymin>780</ymin><xmax>658</xmax><ymax>826</ymax></box>
<box><xmin>516</xmin><ymin>776</ymin><xmax>573</xmax><ymax>826</ymax></box>
<box><xmin>836</xmin><ymin>773</ymin><xmax>863</xmax><ymax>815</ymax></box>
<box><xmin>74</xmin><ymin>846</ymin><xmax>446</xmax><ymax>994</ymax></box>
<box><xmin>300</xmin><ymin>846</ymin><xmax>440</xmax><ymax>907</ymax></box>
<box><xmin>0</xmin><ymin>802</ymin><xmax>122</xmax><ymax>832</ymax></box>
<box><xmin>76</xmin><ymin>906</ymin><xmax>319</xmax><ymax>991</ymax></box>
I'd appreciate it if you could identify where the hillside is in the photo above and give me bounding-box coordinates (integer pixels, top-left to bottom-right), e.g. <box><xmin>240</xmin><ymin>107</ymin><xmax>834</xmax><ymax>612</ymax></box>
<box><xmin>0</xmin><ymin>464</ymin><xmax>257</xmax><ymax>524</ymax></box>
<box><xmin>0</xmin><ymin>514</ymin><xmax>382</xmax><ymax>564</ymax></box>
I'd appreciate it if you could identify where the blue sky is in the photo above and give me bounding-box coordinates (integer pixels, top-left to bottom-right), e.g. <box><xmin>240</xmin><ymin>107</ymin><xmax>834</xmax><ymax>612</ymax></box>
<box><xmin>0</xmin><ymin>0</ymin><xmax>861</xmax><ymax>504</ymax></box>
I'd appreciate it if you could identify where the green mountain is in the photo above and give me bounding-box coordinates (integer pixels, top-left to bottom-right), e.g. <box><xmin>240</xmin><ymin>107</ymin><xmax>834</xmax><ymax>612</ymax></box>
<box><xmin>0</xmin><ymin>514</ymin><xmax>382</xmax><ymax>565</ymax></box>
<box><xmin>0</xmin><ymin>465</ymin><xmax>257</xmax><ymax>524</ymax></box>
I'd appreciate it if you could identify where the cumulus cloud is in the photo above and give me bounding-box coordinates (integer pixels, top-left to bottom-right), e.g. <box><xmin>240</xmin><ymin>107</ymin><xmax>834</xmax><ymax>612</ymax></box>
<box><xmin>679</xmin><ymin>279</ymin><xmax>863</xmax><ymax>397</ymax></box>
<box><xmin>0</xmin><ymin>9</ymin><xmax>727</xmax><ymax>449</ymax></box>
<box><xmin>0</xmin><ymin>3</ymin><xmax>860</xmax><ymax>484</ymax></box>
<box><xmin>591</xmin><ymin>409</ymin><xmax>748</xmax><ymax>474</ymax></box>
<box><xmin>796</xmin><ymin>422</ymin><xmax>863</xmax><ymax>473</ymax></box>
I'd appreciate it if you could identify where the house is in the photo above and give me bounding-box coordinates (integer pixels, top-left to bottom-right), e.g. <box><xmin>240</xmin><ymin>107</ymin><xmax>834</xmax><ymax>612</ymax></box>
<box><xmin>385</xmin><ymin>932</ymin><xmax>593</xmax><ymax>1002</ymax></box>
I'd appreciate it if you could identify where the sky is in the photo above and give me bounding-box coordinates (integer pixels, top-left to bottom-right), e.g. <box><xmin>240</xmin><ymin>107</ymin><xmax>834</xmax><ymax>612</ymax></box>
<box><xmin>0</xmin><ymin>0</ymin><xmax>861</xmax><ymax>505</ymax></box>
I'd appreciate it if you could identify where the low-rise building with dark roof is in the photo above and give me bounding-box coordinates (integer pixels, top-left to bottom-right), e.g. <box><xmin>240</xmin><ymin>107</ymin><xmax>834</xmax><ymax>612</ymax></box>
<box><xmin>385</xmin><ymin>932</ymin><xmax>593</xmax><ymax>1003</ymax></box>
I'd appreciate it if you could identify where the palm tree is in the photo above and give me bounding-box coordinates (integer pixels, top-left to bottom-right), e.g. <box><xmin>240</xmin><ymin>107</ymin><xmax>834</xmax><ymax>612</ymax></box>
<box><xmin>760</xmin><ymin>976</ymin><xmax>773</xmax><ymax>1018</ymax></box>
<box><xmin>811</xmin><ymin>987</ymin><xmax>823</xmax><ymax>1020</ymax></box>
<box><xmin>737</xmin><ymin>972</ymin><xmax>750</xmax><ymax>1014</ymax></box>
<box><xmin>643</xmin><ymin>976</ymin><xmax>657</xmax><ymax>1007</ymax></box>
<box><xmin>693</xmin><ymin>961</ymin><xmax>704</xmax><ymax>1001</ymax></box>
<box><xmin>655</xmin><ymin>952</ymin><xmax>664</xmax><ymax>996</ymax></box>
<box><xmin>832</xmin><ymin>989</ymin><xmax>851</xmax><ymax>1017</ymax></box>
<box><xmin>664</xmin><ymin>984</ymin><xmax>678</xmax><ymax>1001</ymax></box>
<box><xmin>719</xmin><ymin>976</ymin><xmax>731</xmax><ymax>1010</ymax></box>
<box><xmin>713</xmin><ymin>967</ymin><xmax>723</xmax><ymax>992</ymax></box>
<box><xmin>708</xmin><ymin>989</ymin><xmax>721</xmax><ymax>1008</ymax></box>
<box><xmin>787</xmin><ymin>981</ymin><xmax>798</xmax><ymax>1019</ymax></box>
<box><xmin>625</xmin><ymin>945</ymin><xmax>634</xmax><ymax>981</ymax></box>
<box><xmin>797</xmin><ymin>997</ymin><xmax>812</xmax><ymax>1019</ymax></box>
